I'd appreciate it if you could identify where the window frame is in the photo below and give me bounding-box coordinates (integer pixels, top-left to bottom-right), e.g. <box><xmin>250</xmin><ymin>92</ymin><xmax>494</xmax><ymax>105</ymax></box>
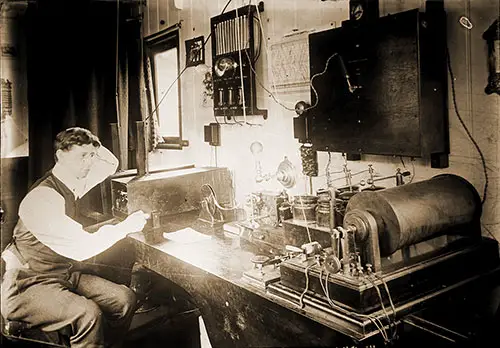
<box><xmin>144</xmin><ymin>24</ymin><xmax>187</xmax><ymax>150</ymax></box>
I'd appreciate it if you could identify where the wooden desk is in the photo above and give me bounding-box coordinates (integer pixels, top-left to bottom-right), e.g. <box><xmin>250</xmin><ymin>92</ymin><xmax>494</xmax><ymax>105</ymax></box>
<box><xmin>128</xmin><ymin>213</ymin><xmax>500</xmax><ymax>348</ymax></box>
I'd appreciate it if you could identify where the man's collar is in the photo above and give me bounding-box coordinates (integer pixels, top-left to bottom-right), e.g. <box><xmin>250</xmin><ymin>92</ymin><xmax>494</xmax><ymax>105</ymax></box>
<box><xmin>52</xmin><ymin>163</ymin><xmax>85</xmax><ymax>199</ymax></box>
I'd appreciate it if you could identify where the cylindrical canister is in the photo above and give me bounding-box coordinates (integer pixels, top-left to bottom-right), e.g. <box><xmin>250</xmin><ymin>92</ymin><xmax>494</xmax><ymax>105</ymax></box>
<box><xmin>316</xmin><ymin>191</ymin><xmax>331</xmax><ymax>228</ymax></box>
<box><xmin>278</xmin><ymin>201</ymin><xmax>293</xmax><ymax>222</ymax></box>
<box><xmin>344</xmin><ymin>174</ymin><xmax>482</xmax><ymax>256</ymax></box>
<box><xmin>292</xmin><ymin>195</ymin><xmax>318</xmax><ymax>223</ymax></box>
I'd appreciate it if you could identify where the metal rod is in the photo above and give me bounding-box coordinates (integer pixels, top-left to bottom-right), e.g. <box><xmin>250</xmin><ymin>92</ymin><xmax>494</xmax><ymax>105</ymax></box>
<box><xmin>231</xmin><ymin>18</ymin><xmax>235</xmax><ymax>52</ymax></box>
<box><xmin>239</xmin><ymin>16</ymin><xmax>243</xmax><ymax>51</ymax></box>
<box><xmin>216</xmin><ymin>24</ymin><xmax>219</xmax><ymax>55</ymax></box>
<box><xmin>329</xmin><ymin>187</ymin><xmax>336</xmax><ymax>232</ymax></box>
<box><xmin>221</xmin><ymin>21</ymin><xmax>225</xmax><ymax>54</ymax></box>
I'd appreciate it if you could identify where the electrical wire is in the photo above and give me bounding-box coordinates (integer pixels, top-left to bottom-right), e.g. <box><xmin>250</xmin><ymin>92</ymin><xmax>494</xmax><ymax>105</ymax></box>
<box><xmin>374</xmin><ymin>273</ymin><xmax>398</xmax><ymax>340</ymax></box>
<box><xmin>303</xmin><ymin>52</ymin><xmax>339</xmax><ymax>113</ymax></box>
<box><xmin>296</xmin><ymin>193</ymin><xmax>313</xmax><ymax>244</ymax></box>
<box><xmin>293</xmin><ymin>237</ymin><xmax>395</xmax><ymax>344</ymax></box>
<box><xmin>200</xmin><ymin>183</ymin><xmax>241</xmax><ymax>211</ymax></box>
<box><xmin>364</xmin><ymin>275</ymin><xmax>394</xmax><ymax>341</ymax></box>
<box><xmin>251</xmin><ymin>0</ymin><xmax>330</xmax><ymax>118</ymax></box>
<box><xmin>299</xmin><ymin>262</ymin><xmax>315</xmax><ymax>308</ymax></box>
<box><xmin>375</xmin><ymin>275</ymin><xmax>397</xmax><ymax>322</ymax></box>
<box><xmin>482</xmin><ymin>224</ymin><xmax>500</xmax><ymax>243</ymax></box>
<box><xmin>225</xmin><ymin>3</ymin><xmax>264</xmax><ymax>127</ymax></box>
<box><xmin>399</xmin><ymin>156</ymin><xmax>406</xmax><ymax>169</ymax></box>
<box><xmin>399</xmin><ymin>156</ymin><xmax>416</xmax><ymax>185</ymax></box>
<box><xmin>253</xmin><ymin>17</ymin><xmax>262</xmax><ymax>62</ymax></box>
<box><xmin>252</xmin><ymin>0</ymin><xmax>281</xmax><ymax>103</ymax></box>
<box><xmin>311</xmin><ymin>243</ymin><xmax>392</xmax><ymax>342</ymax></box>
<box><xmin>317</xmin><ymin>268</ymin><xmax>390</xmax><ymax>342</ymax></box>
<box><xmin>213</xmin><ymin>112</ymin><xmax>221</xmax><ymax>125</ymax></box>
<box><xmin>220</xmin><ymin>110</ymin><xmax>242</xmax><ymax>126</ymax></box>
<box><xmin>249</xmin><ymin>2</ymin><xmax>336</xmax><ymax>115</ymax></box>
<box><xmin>327</xmin><ymin>169</ymin><xmax>370</xmax><ymax>183</ymax></box>
<box><xmin>214</xmin><ymin>146</ymin><xmax>218</xmax><ymax>167</ymax></box>
<box><xmin>235</xmin><ymin>5</ymin><xmax>248</xmax><ymax>125</ymax></box>
<box><xmin>326</xmin><ymin>151</ymin><xmax>332</xmax><ymax>187</ymax></box>
<box><xmin>408</xmin><ymin>158</ymin><xmax>415</xmax><ymax>184</ymax></box>
<box><xmin>145</xmin><ymin>65</ymin><xmax>188</xmax><ymax>123</ymax></box>
<box><xmin>143</xmin><ymin>0</ymin><xmax>234</xmax><ymax>123</ymax></box>
<box><xmin>446</xmin><ymin>46</ymin><xmax>489</xmax><ymax>205</ymax></box>
<box><xmin>245</xmin><ymin>49</ymin><xmax>296</xmax><ymax>111</ymax></box>
<box><xmin>243</xmin><ymin>31</ymin><xmax>338</xmax><ymax>115</ymax></box>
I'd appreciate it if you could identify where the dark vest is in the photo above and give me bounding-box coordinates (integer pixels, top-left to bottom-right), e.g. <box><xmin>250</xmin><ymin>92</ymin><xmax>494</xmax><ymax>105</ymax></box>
<box><xmin>11</xmin><ymin>171</ymin><xmax>83</xmax><ymax>287</ymax></box>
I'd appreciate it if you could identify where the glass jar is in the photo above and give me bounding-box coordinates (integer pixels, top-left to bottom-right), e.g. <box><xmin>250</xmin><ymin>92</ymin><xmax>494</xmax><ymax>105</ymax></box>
<box><xmin>292</xmin><ymin>195</ymin><xmax>318</xmax><ymax>223</ymax></box>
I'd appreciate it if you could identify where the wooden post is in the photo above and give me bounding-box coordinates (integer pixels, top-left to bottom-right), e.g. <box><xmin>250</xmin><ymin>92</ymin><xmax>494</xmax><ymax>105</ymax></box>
<box><xmin>136</xmin><ymin>121</ymin><xmax>147</xmax><ymax>176</ymax></box>
<box><xmin>110</xmin><ymin>123</ymin><xmax>122</xmax><ymax>170</ymax></box>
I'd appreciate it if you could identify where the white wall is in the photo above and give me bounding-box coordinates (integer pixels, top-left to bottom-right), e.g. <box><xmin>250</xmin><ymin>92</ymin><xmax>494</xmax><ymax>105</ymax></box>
<box><xmin>144</xmin><ymin>0</ymin><xmax>500</xmax><ymax>239</ymax></box>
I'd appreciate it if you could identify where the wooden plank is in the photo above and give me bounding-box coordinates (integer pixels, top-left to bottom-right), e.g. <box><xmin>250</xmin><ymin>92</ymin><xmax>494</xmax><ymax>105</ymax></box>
<box><xmin>135</xmin><ymin>121</ymin><xmax>148</xmax><ymax>176</ymax></box>
<box><xmin>110</xmin><ymin>123</ymin><xmax>122</xmax><ymax>169</ymax></box>
<box><xmin>148</xmin><ymin>0</ymin><xmax>159</xmax><ymax>34</ymax></box>
<box><xmin>143</xmin><ymin>0</ymin><xmax>151</xmax><ymax>37</ymax></box>
<box><xmin>159</xmin><ymin>0</ymin><xmax>169</xmax><ymax>31</ymax></box>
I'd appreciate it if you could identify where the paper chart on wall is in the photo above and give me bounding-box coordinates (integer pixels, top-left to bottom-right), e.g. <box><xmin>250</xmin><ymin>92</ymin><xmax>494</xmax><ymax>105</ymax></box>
<box><xmin>268</xmin><ymin>30</ymin><xmax>312</xmax><ymax>93</ymax></box>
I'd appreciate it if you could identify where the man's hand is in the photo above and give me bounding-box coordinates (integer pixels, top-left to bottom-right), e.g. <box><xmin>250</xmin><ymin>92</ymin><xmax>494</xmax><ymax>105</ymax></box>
<box><xmin>119</xmin><ymin>210</ymin><xmax>149</xmax><ymax>235</ymax></box>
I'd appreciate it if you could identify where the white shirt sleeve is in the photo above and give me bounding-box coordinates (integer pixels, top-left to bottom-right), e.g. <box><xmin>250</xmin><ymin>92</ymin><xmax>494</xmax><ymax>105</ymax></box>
<box><xmin>81</xmin><ymin>145</ymin><xmax>119</xmax><ymax>197</ymax></box>
<box><xmin>19</xmin><ymin>186</ymin><xmax>126</xmax><ymax>262</ymax></box>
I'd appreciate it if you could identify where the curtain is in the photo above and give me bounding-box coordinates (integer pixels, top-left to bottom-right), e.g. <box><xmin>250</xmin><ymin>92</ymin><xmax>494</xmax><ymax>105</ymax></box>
<box><xmin>141</xmin><ymin>54</ymin><xmax>163</xmax><ymax>152</ymax></box>
<box><xmin>24</xmin><ymin>0</ymin><xmax>145</xmax><ymax>217</ymax></box>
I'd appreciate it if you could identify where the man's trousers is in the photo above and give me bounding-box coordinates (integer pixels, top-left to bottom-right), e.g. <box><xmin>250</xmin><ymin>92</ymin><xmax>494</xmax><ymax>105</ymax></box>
<box><xmin>1</xmin><ymin>270</ymin><xmax>137</xmax><ymax>348</ymax></box>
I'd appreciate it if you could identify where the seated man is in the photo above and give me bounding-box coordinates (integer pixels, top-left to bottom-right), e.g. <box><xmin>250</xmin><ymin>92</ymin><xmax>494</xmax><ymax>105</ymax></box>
<box><xmin>1</xmin><ymin>127</ymin><xmax>149</xmax><ymax>347</ymax></box>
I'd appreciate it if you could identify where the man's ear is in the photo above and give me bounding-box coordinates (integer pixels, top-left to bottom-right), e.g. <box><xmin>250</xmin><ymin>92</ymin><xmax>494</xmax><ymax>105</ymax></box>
<box><xmin>55</xmin><ymin>149</ymin><xmax>64</xmax><ymax>163</ymax></box>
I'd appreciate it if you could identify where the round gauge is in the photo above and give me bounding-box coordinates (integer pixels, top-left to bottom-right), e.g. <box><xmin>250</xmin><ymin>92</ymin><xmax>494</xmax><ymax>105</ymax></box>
<box><xmin>214</xmin><ymin>57</ymin><xmax>237</xmax><ymax>77</ymax></box>
<box><xmin>351</xmin><ymin>4</ymin><xmax>364</xmax><ymax>21</ymax></box>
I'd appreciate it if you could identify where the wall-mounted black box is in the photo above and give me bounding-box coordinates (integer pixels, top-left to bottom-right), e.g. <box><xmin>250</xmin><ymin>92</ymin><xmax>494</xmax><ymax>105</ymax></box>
<box><xmin>204</xmin><ymin>122</ymin><xmax>221</xmax><ymax>146</ymax></box>
<box><xmin>299</xmin><ymin>8</ymin><xmax>449</xmax><ymax>168</ymax></box>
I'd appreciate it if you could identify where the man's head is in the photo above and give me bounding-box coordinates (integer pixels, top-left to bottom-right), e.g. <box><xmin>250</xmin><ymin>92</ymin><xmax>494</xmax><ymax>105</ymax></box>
<box><xmin>54</xmin><ymin>127</ymin><xmax>101</xmax><ymax>179</ymax></box>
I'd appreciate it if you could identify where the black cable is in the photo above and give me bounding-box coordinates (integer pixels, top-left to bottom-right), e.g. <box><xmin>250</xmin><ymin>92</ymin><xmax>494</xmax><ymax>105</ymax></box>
<box><xmin>399</xmin><ymin>156</ymin><xmax>406</xmax><ymax>169</ymax></box>
<box><xmin>220</xmin><ymin>0</ymin><xmax>233</xmax><ymax>17</ymax></box>
<box><xmin>446</xmin><ymin>46</ymin><xmax>488</xmax><ymax>205</ymax></box>
<box><xmin>483</xmin><ymin>224</ymin><xmax>500</xmax><ymax>243</ymax></box>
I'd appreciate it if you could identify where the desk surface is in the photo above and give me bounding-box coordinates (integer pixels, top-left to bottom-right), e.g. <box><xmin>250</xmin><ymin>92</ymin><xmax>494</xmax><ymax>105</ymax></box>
<box><xmin>128</xmin><ymin>212</ymin><xmax>499</xmax><ymax>347</ymax></box>
<box><xmin>129</xmin><ymin>213</ymin><xmax>376</xmax><ymax>347</ymax></box>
